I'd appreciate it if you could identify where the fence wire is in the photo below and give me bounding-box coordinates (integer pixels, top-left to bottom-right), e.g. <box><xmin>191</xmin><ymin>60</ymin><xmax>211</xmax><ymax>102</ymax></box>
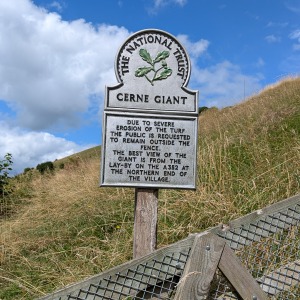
<box><xmin>210</xmin><ymin>198</ymin><xmax>300</xmax><ymax>299</ymax></box>
<box><xmin>40</xmin><ymin>194</ymin><xmax>300</xmax><ymax>300</ymax></box>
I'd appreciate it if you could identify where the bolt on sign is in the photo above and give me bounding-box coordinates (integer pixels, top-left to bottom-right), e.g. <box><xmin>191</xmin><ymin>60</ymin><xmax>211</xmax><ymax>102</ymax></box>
<box><xmin>100</xmin><ymin>29</ymin><xmax>198</xmax><ymax>189</ymax></box>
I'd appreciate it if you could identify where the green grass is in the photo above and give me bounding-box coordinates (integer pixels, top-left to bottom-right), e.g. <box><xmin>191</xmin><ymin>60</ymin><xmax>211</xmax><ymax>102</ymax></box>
<box><xmin>0</xmin><ymin>77</ymin><xmax>299</xmax><ymax>299</ymax></box>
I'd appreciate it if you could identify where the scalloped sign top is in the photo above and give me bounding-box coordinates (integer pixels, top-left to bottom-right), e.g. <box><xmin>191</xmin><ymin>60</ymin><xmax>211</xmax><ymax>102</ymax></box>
<box><xmin>116</xmin><ymin>29</ymin><xmax>190</xmax><ymax>87</ymax></box>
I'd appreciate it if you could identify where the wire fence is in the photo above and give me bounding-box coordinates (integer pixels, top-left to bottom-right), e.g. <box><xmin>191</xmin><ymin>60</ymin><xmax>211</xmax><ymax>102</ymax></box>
<box><xmin>210</xmin><ymin>194</ymin><xmax>300</xmax><ymax>299</ymax></box>
<box><xmin>39</xmin><ymin>194</ymin><xmax>300</xmax><ymax>300</ymax></box>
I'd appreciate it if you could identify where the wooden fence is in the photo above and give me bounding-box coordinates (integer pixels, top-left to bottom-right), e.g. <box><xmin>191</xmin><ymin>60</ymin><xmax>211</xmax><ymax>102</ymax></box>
<box><xmin>39</xmin><ymin>193</ymin><xmax>300</xmax><ymax>299</ymax></box>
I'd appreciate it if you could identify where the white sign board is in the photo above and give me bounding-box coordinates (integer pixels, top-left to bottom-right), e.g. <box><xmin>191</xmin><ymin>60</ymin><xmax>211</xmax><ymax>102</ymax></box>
<box><xmin>101</xmin><ymin>29</ymin><xmax>198</xmax><ymax>189</ymax></box>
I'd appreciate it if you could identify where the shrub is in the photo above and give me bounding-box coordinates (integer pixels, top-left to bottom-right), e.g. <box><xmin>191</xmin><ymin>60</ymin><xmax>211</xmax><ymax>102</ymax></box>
<box><xmin>24</xmin><ymin>167</ymin><xmax>34</xmax><ymax>174</ymax></box>
<box><xmin>0</xmin><ymin>153</ymin><xmax>13</xmax><ymax>197</ymax></box>
<box><xmin>198</xmin><ymin>106</ymin><xmax>209</xmax><ymax>114</ymax></box>
<box><xmin>36</xmin><ymin>161</ymin><xmax>54</xmax><ymax>174</ymax></box>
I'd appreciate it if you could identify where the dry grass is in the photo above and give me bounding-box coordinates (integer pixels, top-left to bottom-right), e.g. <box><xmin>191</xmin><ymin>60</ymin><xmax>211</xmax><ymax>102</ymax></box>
<box><xmin>0</xmin><ymin>77</ymin><xmax>299</xmax><ymax>299</ymax></box>
<box><xmin>1</xmin><ymin>158</ymin><xmax>135</xmax><ymax>298</ymax></box>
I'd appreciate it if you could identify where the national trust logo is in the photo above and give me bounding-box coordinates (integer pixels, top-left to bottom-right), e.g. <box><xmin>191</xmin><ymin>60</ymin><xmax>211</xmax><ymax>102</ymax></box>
<box><xmin>135</xmin><ymin>49</ymin><xmax>172</xmax><ymax>86</ymax></box>
<box><xmin>116</xmin><ymin>29</ymin><xmax>190</xmax><ymax>87</ymax></box>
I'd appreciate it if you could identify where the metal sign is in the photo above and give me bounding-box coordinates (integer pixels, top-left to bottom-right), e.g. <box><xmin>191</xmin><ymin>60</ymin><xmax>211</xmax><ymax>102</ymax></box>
<box><xmin>101</xmin><ymin>29</ymin><xmax>198</xmax><ymax>189</ymax></box>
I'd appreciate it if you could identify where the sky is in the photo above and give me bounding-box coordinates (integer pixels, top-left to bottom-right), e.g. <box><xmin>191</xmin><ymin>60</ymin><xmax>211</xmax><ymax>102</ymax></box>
<box><xmin>0</xmin><ymin>0</ymin><xmax>300</xmax><ymax>174</ymax></box>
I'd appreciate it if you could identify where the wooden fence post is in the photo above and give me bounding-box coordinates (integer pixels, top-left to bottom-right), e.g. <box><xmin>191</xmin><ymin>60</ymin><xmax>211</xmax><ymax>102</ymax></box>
<box><xmin>133</xmin><ymin>188</ymin><xmax>158</xmax><ymax>259</ymax></box>
<box><xmin>218</xmin><ymin>244</ymin><xmax>268</xmax><ymax>300</ymax></box>
<box><xmin>174</xmin><ymin>232</ymin><xmax>225</xmax><ymax>300</ymax></box>
<box><xmin>174</xmin><ymin>232</ymin><xmax>268</xmax><ymax>300</ymax></box>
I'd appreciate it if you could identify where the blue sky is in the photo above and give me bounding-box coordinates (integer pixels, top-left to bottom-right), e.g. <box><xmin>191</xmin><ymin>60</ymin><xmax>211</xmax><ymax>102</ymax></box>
<box><xmin>0</xmin><ymin>0</ymin><xmax>299</xmax><ymax>173</ymax></box>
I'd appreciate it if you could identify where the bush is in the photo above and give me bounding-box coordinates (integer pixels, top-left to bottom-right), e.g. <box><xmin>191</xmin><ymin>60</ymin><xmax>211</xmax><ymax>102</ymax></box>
<box><xmin>36</xmin><ymin>161</ymin><xmax>54</xmax><ymax>174</ymax></box>
<box><xmin>24</xmin><ymin>167</ymin><xmax>34</xmax><ymax>174</ymax></box>
<box><xmin>198</xmin><ymin>106</ymin><xmax>209</xmax><ymax>114</ymax></box>
<box><xmin>0</xmin><ymin>153</ymin><xmax>13</xmax><ymax>196</ymax></box>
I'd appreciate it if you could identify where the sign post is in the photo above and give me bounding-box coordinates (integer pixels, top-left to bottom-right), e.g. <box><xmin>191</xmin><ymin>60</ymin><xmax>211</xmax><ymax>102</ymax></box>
<box><xmin>100</xmin><ymin>29</ymin><xmax>198</xmax><ymax>258</ymax></box>
<box><xmin>133</xmin><ymin>188</ymin><xmax>158</xmax><ymax>258</ymax></box>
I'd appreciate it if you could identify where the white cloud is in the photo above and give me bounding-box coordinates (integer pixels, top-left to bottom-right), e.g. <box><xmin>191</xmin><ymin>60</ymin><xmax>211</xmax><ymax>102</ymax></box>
<box><xmin>176</xmin><ymin>35</ymin><xmax>263</xmax><ymax>107</ymax></box>
<box><xmin>154</xmin><ymin>0</ymin><xmax>187</xmax><ymax>8</ymax></box>
<box><xmin>285</xmin><ymin>1</ymin><xmax>300</xmax><ymax>14</ymax></box>
<box><xmin>289</xmin><ymin>29</ymin><xmax>300</xmax><ymax>50</ymax></box>
<box><xmin>0</xmin><ymin>0</ymin><xmax>129</xmax><ymax>131</ymax></box>
<box><xmin>279</xmin><ymin>53</ymin><xmax>300</xmax><ymax>74</ymax></box>
<box><xmin>265</xmin><ymin>34</ymin><xmax>281</xmax><ymax>43</ymax></box>
<box><xmin>174</xmin><ymin>0</ymin><xmax>187</xmax><ymax>6</ymax></box>
<box><xmin>255</xmin><ymin>57</ymin><xmax>265</xmax><ymax>68</ymax></box>
<box><xmin>0</xmin><ymin>121</ymin><xmax>91</xmax><ymax>174</ymax></box>
<box><xmin>292</xmin><ymin>44</ymin><xmax>300</xmax><ymax>50</ymax></box>
<box><xmin>150</xmin><ymin>0</ymin><xmax>187</xmax><ymax>12</ymax></box>
<box><xmin>177</xmin><ymin>34</ymin><xmax>209</xmax><ymax>59</ymax></box>
<box><xmin>191</xmin><ymin>61</ymin><xmax>263</xmax><ymax>108</ymax></box>
<box><xmin>266</xmin><ymin>21</ymin><xmax>288</xmax><ymax>28</ymax></box>
<box><xmin>0</xmin><ymin>0</ymin><xmax>126</xmax><ymax>174</ymax></box>
<box><xmin>289</xmin><ymin>29</ymin><xmax>300</xmax><ymax>42</ymax></box>
<box><xmin>289</xmin><ymin>29</ymin><xmax>300</xmax><ymax>40</ymax></box>
<box><xmin>49</xmin><ymin>1</ymin><xmax>64</xmax><ymax>12</ymax></box>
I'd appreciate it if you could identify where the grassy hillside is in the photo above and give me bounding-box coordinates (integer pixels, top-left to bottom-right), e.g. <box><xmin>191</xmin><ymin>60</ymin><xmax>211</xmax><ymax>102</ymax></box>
<box><xmin>0</xmin><ymin>77</ymin><xmax>299</xmax><ymax>299</ymax></box>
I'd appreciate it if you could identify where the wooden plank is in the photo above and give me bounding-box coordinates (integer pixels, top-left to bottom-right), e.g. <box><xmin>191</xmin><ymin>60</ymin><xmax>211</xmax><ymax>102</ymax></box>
<box><xmin>173</xmin><ymin>232</ymin><xmax>226</xmax><ymax>300</ymax></box>
<box><xmin>133</xmin><ymin>188</ymin><xmax>158</xmax><ymax>259</ymax></box>
<box><xmin>217</xmin><ymin>260</ymin><xmax>300</xmax><ymax>299</ymax></box>
<box><xmin>218</xmin><ymin>244</ymin><xmax>268</xmax><ymax>300</ymax></box>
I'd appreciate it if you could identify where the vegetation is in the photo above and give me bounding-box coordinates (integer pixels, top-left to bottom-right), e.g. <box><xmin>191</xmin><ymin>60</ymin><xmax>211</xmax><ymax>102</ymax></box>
<box><xmin>0</xmin><ymin>77</ymin><xmax>299</xmax><ymax>299</ymax></box>
<box><xmin>198</xmin><ymin>106</ymin><xmax>208</xmax><ymax>114</ymax></box>
<box><xmin>0</xmin><ymin>153</ymin><xmax>14</xmax><ymax>218</ymax></box>
<box><xmin>0</xmin><ymin>153</ymin><xmax>13</xmax><ymax>197</ymax></box>
<box><xmin>36</xmin><ymin>161</ymin><xmax>54</xmax><ymax>174</ymax></box>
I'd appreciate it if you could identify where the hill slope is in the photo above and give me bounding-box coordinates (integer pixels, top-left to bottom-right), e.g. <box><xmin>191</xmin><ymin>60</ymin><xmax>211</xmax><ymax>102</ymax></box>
<box><xmin>0</xmin><ymin>77</ymin><xmax>299</xmax><ymax>299</ymax></box>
